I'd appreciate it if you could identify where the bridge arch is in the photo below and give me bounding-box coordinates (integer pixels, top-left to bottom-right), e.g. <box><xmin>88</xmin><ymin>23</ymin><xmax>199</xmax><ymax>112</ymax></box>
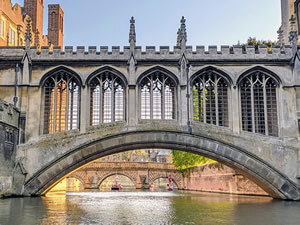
<box><xmin>149</xmin><ymin>174</ymin><xmax>182</xmax><ymax>189</ymax></box>
<box><xmin>97</xmin><ymin>172</ymin><xmax>137</xmax><ymax>188</ymax></box>
<box><xmin>23</xmin><ymin>130</ymin><xmax>300</xmax><ymax>200</ymax></box>
<box><xmin>67</xmin><ymin>174</ymin><xmax>85</xmax><ymax>187</ymax></box>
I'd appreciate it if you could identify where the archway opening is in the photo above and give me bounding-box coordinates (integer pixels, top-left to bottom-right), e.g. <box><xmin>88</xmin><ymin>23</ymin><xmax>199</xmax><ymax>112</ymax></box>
<box><xmin>99</xmin><ymin>174</ymin><xmax>136</xmax><ymax>191</ymax></box>
<box><xmin>46</xmin><ymin>148</ymin><xmax>269</xmax><ymax>197</ymax></box>
<box><xmin>151</xmin><ymin>178</ymin><xmax>178</xmax><ymax>191</ymax></box>
<box><xmin>48</xmin><ymin>177</ymin><xmax>84</xmax><ymax>193</ymax></box>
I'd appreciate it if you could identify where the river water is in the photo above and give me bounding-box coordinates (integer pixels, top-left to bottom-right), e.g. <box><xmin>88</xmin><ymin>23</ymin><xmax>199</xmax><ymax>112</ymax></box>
<box><xmin>0</xmin><ymin>191</ymin><xmax>300</xmax><ymax>225</ymax></box>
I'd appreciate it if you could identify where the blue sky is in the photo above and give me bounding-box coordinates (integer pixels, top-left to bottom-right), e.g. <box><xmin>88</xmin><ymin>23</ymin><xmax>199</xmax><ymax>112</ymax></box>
<box><xmin>11</xmin><ymin>0</ymin><xmax>281</xmax><ymax>48</ymax></box>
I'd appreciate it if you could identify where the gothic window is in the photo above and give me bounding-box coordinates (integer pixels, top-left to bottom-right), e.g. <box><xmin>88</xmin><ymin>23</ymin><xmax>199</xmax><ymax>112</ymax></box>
<box><xmin>193</xmin><ymin>71</ymin><xmax>229</xmax><ymax>127</ymax></box>
<box><xmin>140</xmin><ymin>71</ymin><xmax>176</xmax><ymax>120</ymax></box>
<box><xmin>240</xmin><ymin>71</ymin><xmax>278</xmax><ymax>136</ymax></box>
<box><xmin>89</xmin><ymin>71</ymin><xmax>125</xmax><ymax>125</ymax></box>
<box><xmin>43</xmin><ymin>71</ymin><xmax>80</xmax><ymax>134</ymax></box>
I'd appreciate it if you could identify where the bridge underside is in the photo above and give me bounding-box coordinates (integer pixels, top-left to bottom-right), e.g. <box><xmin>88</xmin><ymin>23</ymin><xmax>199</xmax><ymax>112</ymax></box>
<box><xmin>19</xmin><ymin>125</ymin><xmax>300</xmax><ymax>200</ymax></box>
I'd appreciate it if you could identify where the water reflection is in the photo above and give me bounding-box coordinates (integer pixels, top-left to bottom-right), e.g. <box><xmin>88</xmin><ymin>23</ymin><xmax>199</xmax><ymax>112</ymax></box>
<box><xmin>0</xmin><ymin>191</ymin><xmax>300</xmax><ymax>225</ymax></box>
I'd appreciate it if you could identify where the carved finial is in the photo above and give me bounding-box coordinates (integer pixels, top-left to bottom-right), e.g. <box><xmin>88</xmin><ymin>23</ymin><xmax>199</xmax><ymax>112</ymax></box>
<box><xmin>25</xmin><ymin>18</ymin><xmax>32</xmax><ymax>50</ymax></box>
<box><xmin>277</xmin><ymin>26</ymin><xmax>284</xmax><ymax>49</ymax></box>
<box><xmin>176</xmin><ymin>28</ymin><xmax>181</xmax><ymax>46</ymax></box>
<box><xmin>290</xmin><ymin>14</ymin><xmax>297</xmax><ymax>32</ymax></box>
<box><xmin>289</xmin><ymin>15</ymin><xmax>298</xmax><ymax>53</ymax></box>
<box><xmin>129</xmin><ymin>16</ymin><xmax>136</xmax><ymax>50</ymax></box>
<box><xmin>177</xmin><ymin>16</ymin><xmax>187</xmax><ymax>49</ymax></box>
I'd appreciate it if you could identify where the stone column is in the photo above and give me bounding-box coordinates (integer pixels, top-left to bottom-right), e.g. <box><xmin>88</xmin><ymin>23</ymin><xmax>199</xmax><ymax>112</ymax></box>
<box><xmin>279</xmin><ymin>87</ymin><xmax>298</xmax><ymax>139</ymax></box>
<box><xmin>179</xmin><ymin>55</ymin><xmax>189</xmax><ymax>126</ymax></box>
<box><xmin>231</xmin><ymin>86</ymin><xmax>240</xmax><ymax>134</ymax></box>
<box><xmin>128</xmin><ymin>54</ymin><xmax>137</xmax><ymax>126</ymax></box>
<box><xmin>80</xmin><ymin>86</ymin><xmax>89</xmax><ymax>133</ymax></box>
<box><xmin>128</xmin><ymin>85</ymin><xmax>137</xmax><ymax>126</ymax></box>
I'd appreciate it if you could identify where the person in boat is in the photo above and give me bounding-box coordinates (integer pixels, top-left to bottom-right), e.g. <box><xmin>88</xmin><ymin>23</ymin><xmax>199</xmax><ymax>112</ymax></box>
<box><xmin>166</xmin><ymin>184</ymin><xmax>170</xmax><ymax>191</ymax></box>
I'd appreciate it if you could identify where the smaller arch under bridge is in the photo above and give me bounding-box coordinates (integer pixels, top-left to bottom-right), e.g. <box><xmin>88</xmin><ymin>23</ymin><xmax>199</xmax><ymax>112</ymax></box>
<box><xmin>68</xmin><ymin>162</ymin><xmax>183</xmax><ymax>189</ymax></box>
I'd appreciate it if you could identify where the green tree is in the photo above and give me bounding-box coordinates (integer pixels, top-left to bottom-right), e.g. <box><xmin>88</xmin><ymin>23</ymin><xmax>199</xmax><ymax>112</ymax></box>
<box><xmin>171</xmin><ymin>150</ymin><xmax>214</xmax><ymax>171</ymax></box>
<box><xmin>242</xmin><ymin>37</ymin><xmax>276</xmax><ymax>52</ymax></box>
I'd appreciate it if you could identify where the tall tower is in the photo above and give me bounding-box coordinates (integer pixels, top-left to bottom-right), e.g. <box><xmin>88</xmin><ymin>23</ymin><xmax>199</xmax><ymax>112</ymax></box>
<box><xmin>24</xmin><ymin>0</ymin><xmax>44</xmax><ymax>35</ymax></box>
<box><xmin>48</xmin><ymin>4</ymin><xmax>64</xmax><ymax>47</ymax></box>
<box><xmin>280</xmin><ymin>0</ymin><xmax>297</xmax><ymax>44</ymax></box>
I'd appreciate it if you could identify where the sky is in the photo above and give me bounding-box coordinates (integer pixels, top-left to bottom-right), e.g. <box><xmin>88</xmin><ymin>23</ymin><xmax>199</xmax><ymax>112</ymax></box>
<box><xmin>11</xmin><ymin>0</ymin><xmax>281</xmax><ymax>49</ymax></box>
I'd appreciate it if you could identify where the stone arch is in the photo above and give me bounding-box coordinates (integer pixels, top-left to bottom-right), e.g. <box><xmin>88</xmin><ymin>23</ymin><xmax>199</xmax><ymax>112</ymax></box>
<box><xmin>67</xmin><ymin>174</ymin><xmax>85</xmax><ymax>187</ymax></box>
<box><xmin>85</xmin><ymin>66</ymin><xmax>128</xmax><ymax>86</ymax></box>
<box><xmin>96</xmin><ymin>171</ymin><xmax>137</xmax><ymax>188</ymax></box>
<box><xmin>23</xmin><ymin>131</ymin><xmax>300</xmax><ymax>200</ymax></box>
<box><xmin>149</xmin><ymin>173</ymin><xmax>183</xmax><ymax>189</ymax></box>
<box><xmin>39</xmin><ymin>65</ymin><xmax>83</xmax><ymax>87</ymax></box>
<box><xmin>190</xmin><ymin>66</ymin><xmax>233</xmax><ymax>86</ymax></box>
<box><xmin>236</xmin><ymin>66</ymin><xmax>282</xmax><ymax>86</ymax></box>
<box><xmin>136</xmin><ymin>66</ymin><xmax>179</xmax><ymax>85</ymax></box>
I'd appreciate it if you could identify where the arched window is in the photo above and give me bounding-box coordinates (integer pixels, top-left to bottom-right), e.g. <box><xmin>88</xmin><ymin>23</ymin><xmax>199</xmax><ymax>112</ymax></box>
<box><xmin>89</xmin><ymin>71</ymin><xmax>125</xmax><ymax>125</ymax></box>
<box><xmin>240</xmin><ymin>71</ymin><xmax>278</xmax><ymax>136</ymax></box>
<box><xmin>192</xmin><ymin>71</ymin><xmax>229</xmax><ymax>127</ymax></box>
<box><xmin>140</xmin><ymin>71</ymin><xmax>176</xmax><ymax>120</ymax></box>
<box><xmin>43</xmin><ymin>71</ymin><xmax>80</xmax><ymax>134</ymax></box>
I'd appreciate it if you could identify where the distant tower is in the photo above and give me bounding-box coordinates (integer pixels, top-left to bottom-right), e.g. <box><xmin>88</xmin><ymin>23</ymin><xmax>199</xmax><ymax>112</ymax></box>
<box><xmin>48</xmin><ymin>4</ymin><xmax>64</xmax><ymax>47</ymax></box>
<box><xmin>24</xmin><ymin>0</ymin><xmax>44</xmax><ymax>35</ymax></box>
<box><xmin>280</xmin><ymin>0</ymin><xmax>298</xmax><ymax>44</ymax></box>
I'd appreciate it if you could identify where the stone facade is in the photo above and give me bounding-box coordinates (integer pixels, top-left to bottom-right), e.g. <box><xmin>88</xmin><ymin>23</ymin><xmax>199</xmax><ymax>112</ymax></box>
<box><xmin>0</xmin><ymin>99</ymin><xmax>23</xmax><ymax>198</ymax></box>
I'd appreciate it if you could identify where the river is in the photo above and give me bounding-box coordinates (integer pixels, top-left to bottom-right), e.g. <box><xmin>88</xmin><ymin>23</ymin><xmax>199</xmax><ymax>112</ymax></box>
<box><xmin>0</xmin><ymin>191</ymin><xmax>300</xmax><ymax>225</ymax></box>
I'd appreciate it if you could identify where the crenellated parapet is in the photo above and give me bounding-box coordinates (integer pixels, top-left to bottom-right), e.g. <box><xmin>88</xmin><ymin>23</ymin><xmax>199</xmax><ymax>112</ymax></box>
<box><xmin>0</xmin><ymin>45</ymin><xmax>292</xmax><ymax>62</ymax></box>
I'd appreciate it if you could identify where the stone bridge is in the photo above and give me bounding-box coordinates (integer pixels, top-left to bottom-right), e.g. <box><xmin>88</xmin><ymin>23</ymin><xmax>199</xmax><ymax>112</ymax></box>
<box><xmin>0</xmin><ymin>17</ymin><xmax>300</xmax><ymax>200</ymax></box>
<box><xmin>68</xmin><ymin>162</ymin><xmax>183</xmax><ymax>189</ymax></box>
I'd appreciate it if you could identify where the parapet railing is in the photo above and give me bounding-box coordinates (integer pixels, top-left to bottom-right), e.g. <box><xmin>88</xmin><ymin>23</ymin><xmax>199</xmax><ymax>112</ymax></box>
<box><xmin>81</xmin><ymin>162</ymin><xmax>177</xmax><ymax>170</ymax></box>
<box><xmin>0</xmin><ymin>45</ymin><xmax>294</xmax><ymax>61</ymax></box>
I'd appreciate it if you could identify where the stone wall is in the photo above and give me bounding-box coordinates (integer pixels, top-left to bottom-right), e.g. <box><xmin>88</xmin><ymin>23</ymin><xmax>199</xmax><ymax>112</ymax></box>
<box><xmin>183</xmin><ymin>163</ymin><xmax>268</xmax><ymax>196</ymax></box>
<box><xmin>0</xmin><ymin>99</ymin><xmax>23</xmax><ymax>198</ymax></box>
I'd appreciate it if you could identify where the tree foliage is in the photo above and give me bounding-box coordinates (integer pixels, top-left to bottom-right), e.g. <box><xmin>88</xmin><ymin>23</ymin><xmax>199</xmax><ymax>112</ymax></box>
<box><xmin>171</xmin><ymin>150</ymin><xmax>214</xmax><ymax>171</ymax></box>
<box><xmin>241</xmin><ymin>37</ymin><xmax>276</xmax><ymax>52</ymax></box>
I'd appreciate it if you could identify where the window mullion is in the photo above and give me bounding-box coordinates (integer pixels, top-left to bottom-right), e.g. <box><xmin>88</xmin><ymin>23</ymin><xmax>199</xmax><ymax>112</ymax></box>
<box><xmin>263</xmin><ymin>75</ymin><xmax>268</xmax><ymax>136</ymax></box>
<box><xmin>215</xmin><ymin>79</ymin><xmax>219</xmax><ymax>126</ymax></box>
<box><xmin>65</xmin><ymin>81</ymin><xmax>70</xmax><ymax>131</ymax></box>
<box><xmin>162</xmin><ymin>79</ymin><xmax>165</xmax><ymax>120</ymax></box>
<box><xmin>112</xmin><ymin>80</ymin><xmax>115</xmax><ymax>122</ymax></box>
<box><xmin>150</xmin><ymin>76</ymin><xmax>153</xmax><ymax>119</ymax></box>
<box><xmin>99</xmin><ymin>81</ymin><xmax>103</xmax><ymax>124</ymax></box>
<box><xmin>203</xmin><ymin>83</ymin><xmax>206</xmax><ymax>123</ymax></box>
<box><xmin>53</xmin><ymin>81</ymin><xmax>57</xmax><ymax>133</ymax></box>
<box><xmin>251</xmin><ymin>80</ymin><xmax>255</xmax><ymax>134</ymax></box>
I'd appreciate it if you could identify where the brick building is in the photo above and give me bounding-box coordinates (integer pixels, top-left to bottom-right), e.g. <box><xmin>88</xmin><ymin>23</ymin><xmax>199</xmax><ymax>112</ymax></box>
<box><xmin>0</xmin><ymin>0</ymin><xmax>63</xmax><ymax>48</ymax></box>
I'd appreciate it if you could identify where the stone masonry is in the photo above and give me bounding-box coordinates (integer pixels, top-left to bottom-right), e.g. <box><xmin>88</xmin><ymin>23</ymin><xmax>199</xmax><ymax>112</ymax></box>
<box><xmin>0</xmin><ymin>12</ymin><xmax>299</xmax><ymax>200</ymax></box>
<box><xmin>0</xmin><ymin>99</ymin><xmax>24</xmax><ymax>197</ymax></box>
